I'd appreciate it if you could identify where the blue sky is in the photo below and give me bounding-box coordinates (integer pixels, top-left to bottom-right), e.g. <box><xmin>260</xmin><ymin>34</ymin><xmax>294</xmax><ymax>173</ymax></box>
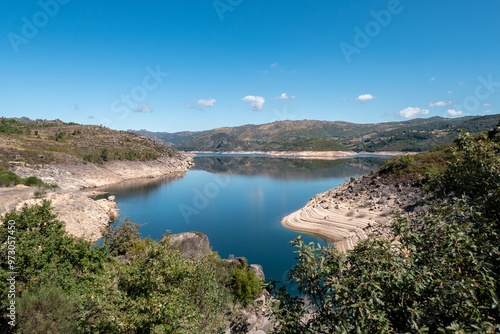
<box><xmin>1</xmin><ymin>0</ymin><xmax>499</xmax><ymax>132</ymax></box>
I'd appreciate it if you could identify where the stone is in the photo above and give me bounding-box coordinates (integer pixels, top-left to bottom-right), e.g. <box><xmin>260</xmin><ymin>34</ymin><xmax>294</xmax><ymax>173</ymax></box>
<box><xmin>249</xmin><ymin>264</ymin><xmax>265</xmax><ymax>281</ymax></box>
<box><xmin>163</xmin><ymin>231</ymin><xmax>211</xmax><ymax>259</ymax></box>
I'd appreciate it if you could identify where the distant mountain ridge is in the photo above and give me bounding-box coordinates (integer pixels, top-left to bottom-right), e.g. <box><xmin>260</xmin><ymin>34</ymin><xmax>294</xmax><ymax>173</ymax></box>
<box><xmin>133</xmin><ymin>114</ymin><xmax>500</xmax><ymax>153</ymax></box>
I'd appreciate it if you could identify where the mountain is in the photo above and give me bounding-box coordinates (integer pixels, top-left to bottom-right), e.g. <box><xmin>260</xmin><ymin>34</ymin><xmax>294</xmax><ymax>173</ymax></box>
<box><xmin>134</xmin><ymin>114</ymin><xmax>500</xmax><ymax>152</ymax></box>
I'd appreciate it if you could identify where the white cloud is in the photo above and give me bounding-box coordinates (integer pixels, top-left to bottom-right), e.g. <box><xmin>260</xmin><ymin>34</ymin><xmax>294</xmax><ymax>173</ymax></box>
<box><xmin>398</xmin><ymin>107</ymin><xmax>429</xmax><ymax>119</ymax></box>
<box><xmin>188</xmin><ymin>98</ymin><xmax>217</xmax><ymax>110</ymax></box>
<box><xmin>355</xmin><ymin>94</ymin><xmax>376</xmax><ymax>103</ymax></box>
<box><xmin>447</xmin><ymin>90</ymin><xmax>453</xmax><ymax>94</ymax></box>
<box><xmin>446</xmin><ymin>109</ymin><xmax>463</xmax><ymax>117</ymax></box>
<box><xmin>458</xmin><ymin>81</ymin><xmax>464</xmax><ymax>85</ymax></box>
<box><xmin>242</xmin><ymin>95</ymin><xmax>266</xmax><ymax>111</ymax></box>
<box><xmin>428</xmin><ymin>101</ymin><xmax>452</xmax><ymax>108</ymax></box>
<box><xmin>341</xmin><ymin>97</ymin><xmax>348</xmax><ymax>102</ymax></box>
<box><xmin>198</xmin><ymin>98</ymin><xmax>217</xmax><ymax>107</ymax></box>
<box><xmin>273</xmin><ymin>93</ymin><xmax>289</xmax><ymax>100</ymax></box>
<box><xmin>484</xmin><ymin>103</ymin><xmax>492</xmax><ymax>107</ymax></box>
<box><xmin>430</xmin><ymin>77</ymin><xmax>436</xmax><ymax>81</ymax></box>
<box><xmin>270</xmin><ymin>63</ymin><xmax>278</xmax><ymax>68</ymax></box>
<box><xmin>134</xmin><ymin>103</ymin><xmax>152</xmax><ymax>113</ymax></box>
<box><xmin>485</xmin><ymin>110</ymin><xmax>492</xmax><ymax>113</ymax></box>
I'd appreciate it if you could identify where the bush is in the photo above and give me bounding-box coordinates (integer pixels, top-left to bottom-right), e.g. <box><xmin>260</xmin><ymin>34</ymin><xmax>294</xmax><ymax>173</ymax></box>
<box><xmin>100</xmin><ymin>148</ymin><xmax>109</xmax><ymax>162</ymax></box>
<box><xmin>103</xmin><ymin>215</ymin><xmax>142</xmax><ymax>256</ymax></box>
<box><xmin>17</xmin><ymin>283</ymin><xmax>77</xmax><ymax>334</ymax></box>
<box><xmin>231</xmin><ymin>261</ymin><xmax>263</xmax><ymax>306</ymax></box>
<box><xmin>0</xmin><ymin>170</ymin><xmax>21</xmax><ymax>187</ymax></box>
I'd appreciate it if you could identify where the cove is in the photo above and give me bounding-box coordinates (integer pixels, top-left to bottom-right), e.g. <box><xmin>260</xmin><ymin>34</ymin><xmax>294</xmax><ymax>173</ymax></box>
<box><xmin>97</xmin><ymin>156</ymin><xmax>389</xmax><ymax>283</ymax></box>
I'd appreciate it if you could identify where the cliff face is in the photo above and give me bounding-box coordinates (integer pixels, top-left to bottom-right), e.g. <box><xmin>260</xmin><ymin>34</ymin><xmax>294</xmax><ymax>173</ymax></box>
<box><xmin>282</xmin><ymin>173</ymin><xmax>431</xmax><ymax>252</ymax></box>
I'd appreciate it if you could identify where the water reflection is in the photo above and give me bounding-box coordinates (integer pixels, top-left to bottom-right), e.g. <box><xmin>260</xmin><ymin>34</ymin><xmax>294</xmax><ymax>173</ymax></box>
<box><xmin>192</xmin><ymin>156</ymin><xmax>386</xmax><ymax>180</ymax></box>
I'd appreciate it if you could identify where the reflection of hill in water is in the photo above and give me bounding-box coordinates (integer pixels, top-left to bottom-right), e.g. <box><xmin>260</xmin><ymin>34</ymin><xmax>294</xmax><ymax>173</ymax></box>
<box><xmin>192</xmin><ymin>156</ymin><xmax>389</xmax><ymax>180</ymax></box>
<box><xmin>93</xmin><ymin>173</ymin><xmax>186</xmax><ymax>199</ymax></box>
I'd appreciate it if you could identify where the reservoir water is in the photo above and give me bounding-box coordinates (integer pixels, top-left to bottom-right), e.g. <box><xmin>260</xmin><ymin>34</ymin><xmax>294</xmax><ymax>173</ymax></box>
<box><xmin>97</xmin><ymin>155</ymin><xmax>389</xmax><ymax>283</ymax></box>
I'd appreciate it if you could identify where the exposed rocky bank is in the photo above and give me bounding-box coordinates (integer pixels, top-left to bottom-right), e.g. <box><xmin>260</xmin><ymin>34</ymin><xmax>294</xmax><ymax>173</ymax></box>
<box><xmin>1</xmin><ymin>154</ymin><xmax>193</xmax><ymax>241</ymax></box>
<box><xmin>282</xmin><ymin>173</ymin><xmax>432</xmax><ymax>252</ymax></box>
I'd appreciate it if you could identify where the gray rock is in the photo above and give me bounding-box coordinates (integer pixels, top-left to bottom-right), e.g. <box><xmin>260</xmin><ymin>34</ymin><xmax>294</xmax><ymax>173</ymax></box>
<box><xmin>249</xmin><ymin>264</ymin><xmax>265</xmax><ymax>281</ymax></box>
<box><xmin>162</xmin><ymin>231</ymin><xmax>211</xmax><ymax>259</ymax></box>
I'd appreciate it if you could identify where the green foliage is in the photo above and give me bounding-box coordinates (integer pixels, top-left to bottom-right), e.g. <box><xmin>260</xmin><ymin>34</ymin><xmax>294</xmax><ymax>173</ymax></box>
<box><xmin>124</xmin><ymin>150</ymin><xmax>138</xmax><ymax>160</ymax></box>
<box><xmin>102</xmin><ymin>215</ymin><xmax>141</xmax><ymax>256</ymax></box>
<box><xmin>270</xmin><ymin>131</ymin><xmax>500</xmax><ymax>333</ymax></box>
<box><xmin>100</xmin><ymin>148</ymin><xmax>109</xmax><ymax>162</ymax></box>
<box><xmin>77</xmin><ymin>243</ymin><xmax>231</xmax><ymax>334</ymax></box>
<box><xmin>430</xmin><ymin>131</ymin><xmax>500</xmax><ymax>222</ymax></box>
<box><xmin>0</xmin><ymin>170</ymin><xmax>22</xmax><ymax>187</ymax></box>
<box><xmin>0</xmin><ymin>118</ymin><xmax>23</xmax><ymax>134</ymax></box>
<box><xmin>17</xmin><ymin>283</ymin><xmax>77</xmax><ymax>334</ymax></box>
<box><xmin>0</xmin><ymin>202</ymin><xmax>240</xmax><ymax>333</ymax></box>
<box><xmin>230</xmin><ymin>261</ymin><xmax>263</xmax><ymax>306</ymax></box>
<box><xmin>379</xmin><ymin>154</ymin><xmax>414</xmax><ymax>175</ymax></box>
<box><xmin>0</xmin><ymin>171</ymin><xmax>57</xmax><ymax>188</ymax></box>
<box><xmin>0</xmin><ymin>201</ymin><xmax>106</xmax><ymax>332</ymax></box>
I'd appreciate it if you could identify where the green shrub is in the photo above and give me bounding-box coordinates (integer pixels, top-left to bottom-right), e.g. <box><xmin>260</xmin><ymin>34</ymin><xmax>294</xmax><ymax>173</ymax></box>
<box><xmin>103</xmin><ymin>215</ymin><xmax>142</xmax><ymax>256</ymax></box>
<box><xmin>23</xmin><ymin>175</ymin><xmax>43</xmax><ymax>186</ymax></box>
<box><xmin>0</xmin><ymin>170</ymin><xmax>21</xmax><ymax>187</ymax></box>
<box><xmin>231</xmin><ymin>261</ymin><xmax>263</xmax><ymax>306</ymax></box>
<box><xmin>100</xmin><ymin>148</ymin><xmax>109</xmax><ymax>162</ymax></box>
<box><xmin>17</xmin><ymin>283</ymin><xmax>77</xmax><ymax>334</ymax></box>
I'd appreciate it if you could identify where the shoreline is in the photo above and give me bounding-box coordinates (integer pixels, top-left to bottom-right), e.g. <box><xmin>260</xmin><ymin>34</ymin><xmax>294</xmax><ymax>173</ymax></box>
<box><xmin>281</xmin><ymin>173</ymin><xmax>427</xmax><ymax>252</ymax></box>
<box><xmin>188</xmin><ymin>150</ymin><xmax>414</xmax><ymax>159</ymax></box>
<box><xmin>2</xmin><ymin>154</ymin><xmax>194</xmax><ymax>242</ymax></box>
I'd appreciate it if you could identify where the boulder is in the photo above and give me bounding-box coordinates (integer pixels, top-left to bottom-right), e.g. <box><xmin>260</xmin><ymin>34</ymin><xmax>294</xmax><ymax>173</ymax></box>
<box><xmin>249</xmin><ymin>264</ymin><xmax>265</xmax><ymax>281</ymax></box>
<box><xmin>162</xmin><ymin>231</ymin><xmax>211</xmax><ymax>259</ymax></box>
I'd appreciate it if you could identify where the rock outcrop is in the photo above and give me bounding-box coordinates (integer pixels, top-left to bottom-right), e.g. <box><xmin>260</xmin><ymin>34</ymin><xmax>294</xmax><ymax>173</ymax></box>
<box><xmin>162</xmin><ymin>231</ymin><xmax>212</xmax><ymax>259</ymax></box>
<box><xmin>282</xmin><ymin>174</ymin><xmax>430</xmax><ymax>252</ymax></box>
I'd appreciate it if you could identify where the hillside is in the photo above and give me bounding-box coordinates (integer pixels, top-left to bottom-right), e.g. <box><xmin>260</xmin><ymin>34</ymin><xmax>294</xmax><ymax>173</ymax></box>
<box><xmin>0</xmin><ymin>117</ymin><xmax>192</xmax><ymax>242</ymax></box>
<box><xmin>135</xmin><ymin>114</ymin><xmax>500</xmax><ymax>153</ymax></box>
<box><xmin>0</xmin><ymin>118</ymin><xmax>177</xmax><ymax>169</ymax></box>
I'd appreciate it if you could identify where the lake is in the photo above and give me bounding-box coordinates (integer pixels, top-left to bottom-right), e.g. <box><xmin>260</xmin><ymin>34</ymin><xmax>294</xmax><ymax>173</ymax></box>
<box><xmin>97</xmin><ymin>155</ymin><xmax>389</xmax><ymax>283</ymax></box>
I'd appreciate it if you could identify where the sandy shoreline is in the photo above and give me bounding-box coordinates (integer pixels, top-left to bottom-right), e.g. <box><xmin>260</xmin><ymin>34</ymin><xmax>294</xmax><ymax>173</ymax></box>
<box><xmin>281</xmin><ymin>173</ymin><xmax>427</xmax><ymax>252</ymax></box>
<box><xmin>2</xmin><ymin>154</ymin><xmax>193</xmax><ymax>242</ymax></box>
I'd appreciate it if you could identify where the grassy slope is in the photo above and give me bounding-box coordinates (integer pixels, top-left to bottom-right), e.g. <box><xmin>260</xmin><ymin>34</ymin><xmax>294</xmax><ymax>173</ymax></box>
<box><xmin>0</xmin><ymin>118</ymin><xmax>177</xmax><ymax>169</ymax></box>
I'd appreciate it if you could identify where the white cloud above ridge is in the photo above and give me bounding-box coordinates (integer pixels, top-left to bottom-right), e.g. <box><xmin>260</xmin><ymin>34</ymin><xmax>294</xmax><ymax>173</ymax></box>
<box><xmin>446</xmin><ymin>109</ymin><xmax>463</xmax><ymax>117</ymax></box>
<box><xmin>355</xmin><ymin>94</ymin><xmax>376</xmax><ymax>102</ymax></box>
<box><xmin>398</xmin><ymin>107</ymin><xmax>429</xmax><ymax>119</ymax></box>
<box><xmin>428</xmin><ymin>101</ymin><xmax>452</xmax><ymax>108</ymax></box>
<box><xmin>242</xmin><ymin>95</ymin><xmax>266</xmax><ymax>111</ymax></box>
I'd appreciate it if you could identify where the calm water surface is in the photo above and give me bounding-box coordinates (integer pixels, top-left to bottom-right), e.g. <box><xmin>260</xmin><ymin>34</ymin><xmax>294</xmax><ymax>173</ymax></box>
<box><xmin>98</xmin><ymin>156</ymin><xmax>388</xmax><ymax>283</ymax></box>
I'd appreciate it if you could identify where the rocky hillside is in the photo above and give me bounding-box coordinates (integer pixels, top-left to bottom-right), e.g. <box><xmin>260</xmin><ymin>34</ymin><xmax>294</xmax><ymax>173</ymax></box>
<box><xmin>135</xmin><ymin>114</ymin><xmax>500</xmax><ymax>153</ymax></box>
<box><xmin>0</xmin><ymin>117</ymin><xmax>193</xmax><ymax>242</ymax></box>
<box><xmin>0</xmin><ymin>118</ymin><xmax>176</xmax><ymax>168</ymax></box>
